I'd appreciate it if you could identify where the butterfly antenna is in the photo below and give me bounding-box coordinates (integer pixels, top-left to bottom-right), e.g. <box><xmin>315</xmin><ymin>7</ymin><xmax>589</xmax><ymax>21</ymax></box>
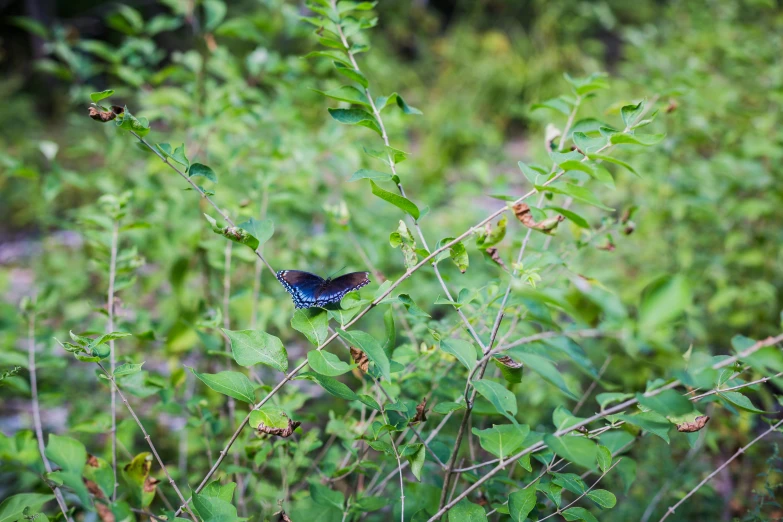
<box><xmin>328</xmin><ymin>265</ymin><xmax>348</xmax><ymax>279</ymax></box>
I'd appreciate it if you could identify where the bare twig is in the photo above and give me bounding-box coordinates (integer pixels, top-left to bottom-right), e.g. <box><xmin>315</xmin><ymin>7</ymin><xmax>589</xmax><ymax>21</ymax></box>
<box><xmin>107</xmin><ymin>220</ymin><xmax>119</xmax><ymax>501</ymax></box>
<box><xmin>27</xmin><ymin>313</ymin><xmax>73</xmax><ymax>522</ymax></box>
<box><xmin>95</xmin><ymin>362</ymin><xmax>199</xmax><ymax>522</ymax></box>
<box><xmin>425</xmin><ymin>334</ymin><xmax>783</xmax><ymax>521</ymax></box>
<box><xmin>573</xmin><ymin>355</ymin><xmax>613</xmax><ymax>415</ymax></box>
<box><xmin>538</xmin><ymin>459</ymin><xmax>622</xmax><ymax>521</ymax></box>
<box><xmin>658</xmin><ymin>417</ymin><xmax>783</xmax><ymax>522</ymax></box>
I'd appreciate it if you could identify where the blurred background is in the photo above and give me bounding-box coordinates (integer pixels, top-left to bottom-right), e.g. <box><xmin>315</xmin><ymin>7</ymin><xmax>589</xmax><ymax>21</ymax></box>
<box><xmin>0</xmin><ymin>0</ymin><xmax>782</xmax><ymax>521</ymax></box>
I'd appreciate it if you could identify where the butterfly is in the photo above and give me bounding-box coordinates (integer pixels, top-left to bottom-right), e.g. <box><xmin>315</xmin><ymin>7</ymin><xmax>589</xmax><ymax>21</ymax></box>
<box><xmin>276</xmin><ymin>270</ymin><xmax>371</xmax><ymax>309</ymax></box>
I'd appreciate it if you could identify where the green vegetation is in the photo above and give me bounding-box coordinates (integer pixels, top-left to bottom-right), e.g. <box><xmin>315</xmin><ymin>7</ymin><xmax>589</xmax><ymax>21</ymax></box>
<box><xmin>1</xmin><ymin>1</ymin><xmax>782</xmax><ymax>521</ymax></box>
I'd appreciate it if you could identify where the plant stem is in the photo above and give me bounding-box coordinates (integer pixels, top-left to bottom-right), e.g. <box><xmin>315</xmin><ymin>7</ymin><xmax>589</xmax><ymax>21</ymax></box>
<box><xmin>95</xmin><ymin>362</ymin><xmax>199</xmax><ymax>522</ymax></box>
<box><xmin>107</xmin><ymin>219</ymin><xmax>119</xmax><ymax>501</ymax></box>
<box><xmin>27</xmin><ymin>313</ymin><xmax>73</xmax><ymax>522</ymax></box>
<box><xmin>658</xmin><ymin>416</ymin><xmax>783</xmax><ymax>522</ymax></box>
<box><xmin>425</xmin><ymin>333</ymin><xmax>783</xmax><ymax>521</ymax></box>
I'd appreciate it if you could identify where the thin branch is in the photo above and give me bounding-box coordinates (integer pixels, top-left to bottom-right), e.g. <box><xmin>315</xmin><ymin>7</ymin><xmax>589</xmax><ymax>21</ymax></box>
<box><xmin>95</xmin><ymin>362</ymin><xmax>199</xmax><ymax>522</ymax></box>
<box><xmin>107</xmin><ymin>219</ymin><xmax>119</xmax><ymax>501</ymax></box>
<box><xmin>538</xmin><ymin>458</ymin><xmax>622</xmax><ymax>521</ymax></box>
<box><xmin>573</xmin><ymin>355</ymin><xmax>613</xmax><ymax>415</ymax></box>
<box><xmin>658</xmin><ymin>416</ymin><xmax>783</xmax><ymax>522</ymax></box>
<box><xmin>27</xmin><ymin>312</ymin><xmax>73</xmax><ymax>522</ymax></box>
<box><xmin>425</xmin><ymin>333</ymin><xmax>783</xmax><ymax>521</ymax></box>
<box><xmin>689</xmin><ymin>371</ymin><xmax>783</xmax><ymax>402</ymax></box>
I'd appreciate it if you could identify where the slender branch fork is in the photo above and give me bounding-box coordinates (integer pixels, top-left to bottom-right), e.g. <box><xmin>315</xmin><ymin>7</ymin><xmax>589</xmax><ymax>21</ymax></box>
<box><xmin>95</xmin><ymin>362</ymin><xmax>200</xmax><ymax>522</ymax></box>
<box><xmin>27</xmin><ymin>312</ymin><xmax>73</xmax><ymax>522</ymax></box>
<box><xmin>658</xmin><ymin>416</ymin><xmax>783</xmax><ymax>522</ymax></box>
<box><xmin>424</xmin><ymin>334</ymin><xmax>783</xmax><ymax>521</ymax></box>
<box><xmin>539</xmin><ymin>458</ymin><xmax>622</xmax><ymax>522</ymax></box>
<box><xmin>107</xmin><ymin>219</ymin><xmax>119</xmax><ymax>501</ymax></box>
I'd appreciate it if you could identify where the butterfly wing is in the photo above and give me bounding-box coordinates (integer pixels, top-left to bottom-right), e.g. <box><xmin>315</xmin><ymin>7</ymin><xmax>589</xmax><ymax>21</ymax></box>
<box><xmin>276</xmin><ymin>270</ymin><xmax>326</xmax><ymax>309</ymax></box>
<box><xmin>315</xmin><ymin>272</ymin><xmax>371</xmax><ymax>307</ymax></box>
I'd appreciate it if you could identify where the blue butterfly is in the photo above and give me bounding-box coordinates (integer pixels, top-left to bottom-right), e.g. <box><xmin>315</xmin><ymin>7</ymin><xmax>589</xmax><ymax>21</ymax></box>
<box><xmin>276</xmin><ymin>270</ymin><xmax>371</xmax><ymax>309</ymax></box>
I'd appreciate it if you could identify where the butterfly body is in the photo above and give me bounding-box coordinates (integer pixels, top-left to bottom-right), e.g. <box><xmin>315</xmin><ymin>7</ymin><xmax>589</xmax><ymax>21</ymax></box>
<box><xmin>276</xmin><ymin>270</ymin><xmax>370</xmax><ymax>309</ymax></box>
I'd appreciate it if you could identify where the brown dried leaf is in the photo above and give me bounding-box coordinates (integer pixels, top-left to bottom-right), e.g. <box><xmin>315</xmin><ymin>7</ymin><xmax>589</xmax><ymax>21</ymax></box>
<box><xmin>665</xmin><ymin>99</ymin><xmax>678</xmax><ymax>113</ymax></box>
<box><xmin>96</xmin><ymin>501</ymin><xmax>116</xmax><ymax>522</ymax></box>
<box><xmin>512</xmin><ymin>203</ymin><xmax>564</xmax><ymax>234</ymax></box>
<box><xmin>411</xmin><ymin>397</ymin><xmax>428</xmax><ymax>423</ymax></box>
<box><xmin>85</xmin><ymin>478</ymin><xmax>103</xmax><ymax>498</ymax></box>
<box><xmin>495</xmin><ymin>355</ymin><xmax>523</xmax><ymax>369</ymax></box>
<box><xmin>676</xmin><ymin>415</ymin><xmax>710</xmax><ymax>433</ymax></box>
<box><xmin>278</xmin><ymin>512</ymin><xmax>293</xmax><ymax>522</ymax></box>
<box><xmin>257</xmin><ymin>415</ymin><xmax>301</xmax><ymax>438</ymax></box>
<box><xmin>350</xmin><ymin>347</ymin><xmax>369</xmax><ymax>372</ymax></box>
<box><xmin>484</xmin><ymin>247</ymin><xmax>506</xmax><ymax>269</ymax></box>
<box><xmin>88</xmin><ymin>105</ymin><xmax>124</xmax><ymax>122</ymax></box>
<box><xmin>143</xmin><ymin>477</ymin><xmax>160</xmax><ymax>493</ymax></box>
<box><xmin>87</xmin><ymin>454</ymin><xmax>100</xmax><ymax>468</ymax></box>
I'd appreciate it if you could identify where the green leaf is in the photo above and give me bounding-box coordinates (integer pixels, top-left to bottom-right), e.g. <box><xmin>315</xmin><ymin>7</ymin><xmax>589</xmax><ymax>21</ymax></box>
<box><xmin>639</xmin><ymin>275</ymin><xmax>690</xmax><ymax>331</ymax></box>
<box><xmin>193</xmin><ymin>490</ymin><xmax>245</xmax><ymax>522</ymax></box>
<box><xmin>203</xmin><ymin>0</ymin><xmax>227</xmax><ymax>31</ymax></box>
<box><xmin>621</xmin><ymin>100</ymin><xmax>645</xmax><ymax>128</ymax></box>
<box><xmin>433</xmin><ymin>402</ymin><xmax>465</xmax><ymax>415</ymax></box>
<box><xmin>544</xmin><ymin>435</ymin><xmax>598</xmax><ymax>469</ymax></box>
<box><xmin>370</xmin><ymin>180</ymin><xmax>420</xmax><ymax>219</ymax></box>
<box><xmin>189</xmin><ymin>368</ymin><xmax>255</xmax><ymax>404</ymax></box>
<box><xmin>90</xmin><ymin>89</ymin><xmax>115</xmax><ymax>102</ymax></box>
<box><xmin>297</xmin><ymin>372</ymin><xmax>358</xmax><ymax>401</ymax></box>
<box><xmin>121</xmin><ymin>452</ymin><xmax>156</xmax><ymax>508</ymax></box>
<box><xmin>596</xmin><ymin>445</ymin><xmax>612</xmax><ymax>473</ymax></box>
<box><xmin>223</xmin><ymin>329</ymin><xmax>287</xmax><ymax>372</ymax></box>
<box><xmin>518</xmin><ymin>161</ymin><xmax>548</xmax><ymax>185</ymax></box>
<box><xmin>718</xmin><ymin>391</ymin><xmax>769</xmax><ymax>413</ymax></box>
<box><xmin>531</xmin><ymin>96</ymin><xmax>572</xmax><ymax>116</ymax></box>
<box><xmin>188</xmin><ymin>163</ymin><xmax>217</xmax><ymax>183</ymax></box>
<box><xmin>45</xmin><ymin>434</ymin><xmax>91</xmax><ymax>506</ymax></box>
<box><xmin>439</xmin><ymin>338</ymin><xmax>477</xmax><ymax>371</ymax></box>
<box><xmin>596</xmin><ymin>392</ymin><xmax>634</xmax><ymax>409</ymax></box>
<box><xmin>610</xmin><ymin>133</ymin><xmax>666</xmax><ymax>146</ymax></box>
<box><xmin>449</xmin><ymin>241</ymin><xmax>469</xmax><ymax>273</ymax></box>
<box><xmin>472</xmin><ymin>424</ymin><xmax>529</xmax><ymax>459</ymax></box>
<box><xmin>83</xmin><ymin>453</ymin><xmax>114</xmax><ymax>499</ymax></box>
<box><xmin>114</xmin><ymin>362</ymin><xmax>144</xmax><ymax>377</ymax></box>
<box><xmin>310</xmin><ymin>482</ymin><xmax>345</xmax><ymax>511</ymax></box>
<box><xmin>315</xmin><ymin>85</ymin><xmax>371</xmax><ymax>107</ymax></box>
<box><xmin>472</xmin><ymin>379</ymin><xmax>517</xmax><ymax>423</ymax></box>
<box><xmin>398</xmin><ymin>294</ymin><xmax>430</xmax><ymax>317</ymax></box>
<box><xmin>116</xmin><ymin>107</ymin><xmax>150</xmax><ymax>137</ymax></box>
<box><xmin>334</xmin><ymin>62</ymin><xmax>369</xmax><ymax>88</ymax></box>
<box><xmin>307</xmin><ymin>350</ymin><xmax>354</xmax><ymax>376</ymax></box>
<box><xmin>508</xmin><ymin>488</ymin><xmax>537</xmax><ymax>521</ymax></box>
<box><xmin>337</xmin><ymin>329</ymin><xmax>390</xmax><ymax>381</ymax></box>
<box><xmin>448</xmin><ymin>499</ymin><xmax>487</xmax><ymax>521</ymax></box>
<box><xmin>291</xmin><ymin>308</ymin><xmax>329</xmax><ymax>346</ymax></box>
<box><xmin>349</xmin><ymin>169</ymin><xmax>393</xmax><ymax>182</ymax></box>
<box><xmin>508</xmin><ymin>352</ymin><xmax>578</xmax><ymax>400</ymax></box>
<box><xmin>637</xmin><ymin>390</ymin><xmax>695</xmax><ymax>417</ymax></box>
<box><xmin>587</xmin><ymin>489</ymin><xmax>616</xmax><ymax>509</ymax></box>
<box><xmin>535</xmin><ymin>183</ymin><xmax>614</xmax><ymax>211</ymax></box>
<box><xmin>237</xmin><ymin>218</ymin><xmax>274</xmax><ymax>248</ymax></box>
<box><xmin>408</xmin><ymin>444</ymin><xmax>426</xmax><ymax>481</ymax></box>
<box><xmin>249</xmin><ymin>408</ymin><xmax>289</xmax><ymax>430</ymax></box>
<box><xmin>200</xmin><ymin>480</ymin><xmax>236</xmax><ymax>503</ymax></box>
<box><xmin>493</xmin><ymin>355</ymin><xmax>524</xmax><ymax>384</ymax></box>
<box><xmin>588</xmin><ymin>154</ymin><xmax>639</xmax><ymax>177</ymax></box>
<box><xmin>544</xmin><ymin>206</ymin><xmax>590</xmax><ymax>228</ymax></box>
<box><xmin>328</xmin><ymin>108</ymin><xmax>382</xmax><ymax>136</ymax></box>
<box><xmin>562</xmin><ymin>506</ymin><xmax>599</xmax><ymax>522</ymax></box>
<box><xmin>564</xmin><ymin>72</ymin><xmax>609</xmax><ymax>96</ymax></box>
<box><xmin>618</xmin><ymin>411</ymin><xmax>671</xmax><ymax>443</ymax></box>
<box><xmin>305</xmin><ymin>50</ymin><xmax>353</xmax><ymax>68</ymax></box>
<box><xmin>0</xmin><ymin>494</ymin><xmax>54</xmax><ymax>522</ymax></box>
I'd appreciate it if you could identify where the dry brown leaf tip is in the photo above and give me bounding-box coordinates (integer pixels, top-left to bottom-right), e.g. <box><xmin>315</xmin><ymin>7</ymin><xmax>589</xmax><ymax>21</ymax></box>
<box><xmin>278</xmin><ymin>511</ymin><xmax>293</xmax><ymax>522</ymax></box>
<box><xmin>350</xmin><ymin>347</ymin><xmax>369</xmax><ymax>372</ymax></box>
<box><xmin>512</xmin><ymin>203</ymin><xmax>564</xmax><ymax>234</ymax></box>
<box><xmin>143</xmin><ymin>476</ymin><xmax>161</xmax><ymax>493</ymax></box>
<box><xmin>494</xmin><ymin>355</ymin><xmax>523</xmax><ymax>369</ymax></box>
<box><xmin>87</xmin><ymin>454</ymin><xmax>100</xmax><ymax>467</ymax></box>
<box><xmin>676</xmin><ymin>415</ymin><xmax>710</xmax><ymax>432</ymax></box>
<box><xmin>88</xmin><ymin>105</ymin><xmax>124</xmax><ymax>122</ymax></box>
<box><xmin>257</xmin><ymin>414</ymin><xmax>301</xmax><ymax>438</ymax></box>
<box><xmin>484</xmin><ymin>247</ymin><xmax>506</xmax><ymax>269</ymax></box>
<box><xmin>411</xmin><ymin>397</ymin><xmax>428</xmax><ymax>423</ymax></box>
